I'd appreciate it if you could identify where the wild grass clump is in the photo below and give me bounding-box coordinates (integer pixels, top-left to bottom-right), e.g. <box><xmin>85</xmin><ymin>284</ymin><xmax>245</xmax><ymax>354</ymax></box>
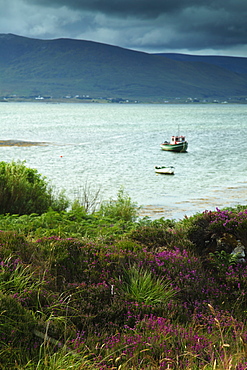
<box><xmin>120</xmin><ymin>263</ymin><xmax>176</xmax><ymax>305</ymax></box>
<box><xmin>0</xmin><ymin>172</ymin><xmax>247</xmax><ymax>370</ymax></box>
<box><xmin>0</xmin><ymin>160</ymin><xmax>69</xmax><ymax>215</ymax></box>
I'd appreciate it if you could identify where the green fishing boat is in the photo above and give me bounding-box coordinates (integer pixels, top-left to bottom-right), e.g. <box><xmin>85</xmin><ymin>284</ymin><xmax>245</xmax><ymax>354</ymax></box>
<box><xmin>160</xmin><ymin>135</ymin><xmax>188</xmax><ymax>152</ymax></box>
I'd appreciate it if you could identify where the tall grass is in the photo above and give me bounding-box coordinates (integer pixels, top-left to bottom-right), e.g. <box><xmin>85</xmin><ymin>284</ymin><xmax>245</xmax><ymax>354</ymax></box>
<box><xmin>99</xmin><ymin>187</ymin><xmax>139</xmax><ymax>222</ymax></box>
<box><xmin>0</xmin><ymin>255</ymin><xmax>38</xmax><ymax>296</ymax></box>
<box><xmin>121</xmin><ymin>263</ymin><xmax>176</xmax><ymax>305</ymax></box>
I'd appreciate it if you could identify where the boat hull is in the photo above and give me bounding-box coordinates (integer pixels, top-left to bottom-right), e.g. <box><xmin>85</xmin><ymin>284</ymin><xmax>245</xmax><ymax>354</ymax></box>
<box><xmin>155</xmin><ymin>166</ymin><xmax>174</xmax><ymax>175</ymax></box>
<box><xmin>160</xmin><ymin>141</ymin><xmax>188</xmax><ymax>152</ymax></box>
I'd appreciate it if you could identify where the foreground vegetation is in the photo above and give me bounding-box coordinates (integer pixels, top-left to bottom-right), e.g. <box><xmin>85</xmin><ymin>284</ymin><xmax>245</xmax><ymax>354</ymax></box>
<box><xmin>0</xmin><ymin>161</ymin><xmax>247</xmax><ymax>369</ymax></box>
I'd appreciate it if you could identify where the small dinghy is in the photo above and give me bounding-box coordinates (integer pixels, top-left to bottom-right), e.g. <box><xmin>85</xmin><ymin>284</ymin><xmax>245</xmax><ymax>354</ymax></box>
<box><xmin>154</xmin><ymin>166</ymin><xmax>174</xmax><ymax>175</ymax></box>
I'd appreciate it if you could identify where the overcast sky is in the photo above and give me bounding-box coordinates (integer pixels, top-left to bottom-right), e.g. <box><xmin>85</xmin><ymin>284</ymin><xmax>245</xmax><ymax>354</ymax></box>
<box><xmin>1</xmin><ymin>0</ymin><xmax>247</xmax><ymax>57</ymax></box>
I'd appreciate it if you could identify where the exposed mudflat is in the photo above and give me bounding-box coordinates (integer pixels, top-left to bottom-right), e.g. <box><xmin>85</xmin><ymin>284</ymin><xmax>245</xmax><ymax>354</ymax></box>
<box><xmin>0</xmin><ymin>140</ymin><xmax>48</xmax><ymax>147</ymax></box>
<box><xmin>139</xmin><ymin>185</ymin><xmax>247</xmax><ymax>220</ymax></box>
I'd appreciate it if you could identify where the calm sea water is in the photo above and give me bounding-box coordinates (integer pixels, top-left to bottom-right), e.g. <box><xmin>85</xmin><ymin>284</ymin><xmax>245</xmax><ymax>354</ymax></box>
<box><xmin>1</xmin><ymin>102</ymin><xmax>247</xmax><ymax>219</ymax></box>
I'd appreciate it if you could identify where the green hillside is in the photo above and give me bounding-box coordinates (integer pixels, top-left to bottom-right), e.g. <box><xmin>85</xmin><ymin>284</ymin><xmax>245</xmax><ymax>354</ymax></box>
<box><xmin>0</xmin><ymin>33</ymin><xmax>247</xmax><ymax>101</ymax></box>
<box><xmin>156</xmin><ymin>53</ymin><xmax>247</xmax><ymax>75</ymax></box>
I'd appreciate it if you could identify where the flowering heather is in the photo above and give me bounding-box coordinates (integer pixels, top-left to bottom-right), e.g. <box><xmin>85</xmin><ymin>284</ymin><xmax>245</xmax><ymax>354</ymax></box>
<box><xmin>205</xmin><ymin>207</ymin><xmax>247</xmax><ymax>241</ymax></box>
<box><xmin>0</xmin><ymin>203</ymin><xmax>247</xmax><ymax>369</ymax></box>
<box><xmin>99</xmin><ymin>315</ymin><xmax>212</xmax><ymax>369</ymax></box>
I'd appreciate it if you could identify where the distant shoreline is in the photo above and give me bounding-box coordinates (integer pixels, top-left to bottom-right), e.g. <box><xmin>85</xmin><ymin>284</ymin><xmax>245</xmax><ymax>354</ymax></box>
<box><xmin>1</xmin><ymin>97</ymin><xmax>247</xmax><ymax>104</ymax></box>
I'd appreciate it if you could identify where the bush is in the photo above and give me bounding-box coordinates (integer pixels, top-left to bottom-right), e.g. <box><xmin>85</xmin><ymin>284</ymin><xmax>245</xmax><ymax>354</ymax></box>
<box><xmin>0</xmin><ymin>292</ymin><xmax>38</xmax><ymax>367</ymax></box>
<box><xmin>98</xmin><ymin>188</ymin><xmax>139</xmax><ymax>223</ymax></box>
<box><xmin>129</xmin><ymin>224</ymin><xmax>175</xmax><ymax>250</ymax></box>
<box><xmin>128</xmin><ymin>219</ymin><xmax>193</xmax><ymax>252</ymax></box>
<box><xmin>0</xmin><ymin>231</ymin><xmax>35</xmax><ymax>262</ymax></box>
<box><xmin>0</xmin><ymin>161</ymin><xmax>69</xmax><ymax>215</ymax></box>
<box><xmin>185</xmin><ymin>208</ymin><xmax>247</xmax><ymax>256</ymax></box>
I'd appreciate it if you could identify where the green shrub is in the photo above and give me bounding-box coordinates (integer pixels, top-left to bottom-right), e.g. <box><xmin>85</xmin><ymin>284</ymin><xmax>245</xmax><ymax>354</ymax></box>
<box><xmin>0</xmin><ymin>160</ymin><xmax>69</xmax><ymax>215</ymax></box>
<box><xmin>0</xmin><ymin>231</ymin><xmax>35</xmax><ymax>262</ymax></box>
<box><xmin>185</xmin><ymin>207</ymin><xmax>247</xmax><ymax>255</ymax></box>
<box><xmin>208</xmin><ymin>250</ymin><xmax>243</xmax><ymax>274</ymax></box>
<box><xmin>128</xmin><ymin>219</ymin><xmax>192</xmax><ymax>251</ymax></box>
<box><xmin>0</xmin><ymin>292</ymin><xmax>38</xmax><ymax>367</ymax></box>
<box><xmin>129</xmin><ymin>225</ymin><xmax>174</xmax><ymax>250</ymax></box>
<box><xmin>98</xmin><ymin>188</ymin><xmax>139</xmax><ymax>223</ymax></box>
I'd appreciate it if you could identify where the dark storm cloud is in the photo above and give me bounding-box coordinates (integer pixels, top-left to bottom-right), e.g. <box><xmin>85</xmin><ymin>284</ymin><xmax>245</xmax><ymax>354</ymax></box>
<box><xmin>23</xmin><ymin>0</ymin><xmax>247</xmax><ymax>50</ymax></box>
<box><xmin>2</xmin><ymin>0</ymin><xmax>247</xmax><ymax>56</ymax></box>
<box><xmin>24</xmin><ymin>0</ymin><xmax>202</xmax><ymax>17</ymax></box>
<box><xmin>23</xmin><ymin>0</ymin><xmax>246</xmax><ymax>19</ymax></box>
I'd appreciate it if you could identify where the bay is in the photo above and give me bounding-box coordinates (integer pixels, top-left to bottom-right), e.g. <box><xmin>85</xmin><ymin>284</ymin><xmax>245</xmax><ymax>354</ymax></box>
<box><xmin>1</xmin><ymin>102</ymin><xmax>247</xmax><ymax>220</ymax></box>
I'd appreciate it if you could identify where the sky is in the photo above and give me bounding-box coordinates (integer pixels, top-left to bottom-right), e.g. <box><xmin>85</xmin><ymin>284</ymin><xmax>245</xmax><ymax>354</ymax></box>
<box><xmin>1</xmin><ymin>0</ymin><xmax>247</xmax><ymax>57</ymax></box>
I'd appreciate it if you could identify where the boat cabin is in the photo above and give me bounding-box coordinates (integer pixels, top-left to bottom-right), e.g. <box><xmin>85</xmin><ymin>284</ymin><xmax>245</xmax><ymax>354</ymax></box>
<box><xmin>171</xmin><ymin>135</ymin><xmax>186</xmax><ymax>144</ymax></box>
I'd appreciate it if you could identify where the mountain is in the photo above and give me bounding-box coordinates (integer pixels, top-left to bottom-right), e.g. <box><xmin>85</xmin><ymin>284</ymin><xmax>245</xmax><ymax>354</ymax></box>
<box><xmin>155</xmin><ymin>53</ymin><xmax>247</xmax><ymax>75</ymax></box>
<box><xmin>0</xmin><ymin>33</ymin><xmax>247</xmax><ymax>101</ymax></box>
